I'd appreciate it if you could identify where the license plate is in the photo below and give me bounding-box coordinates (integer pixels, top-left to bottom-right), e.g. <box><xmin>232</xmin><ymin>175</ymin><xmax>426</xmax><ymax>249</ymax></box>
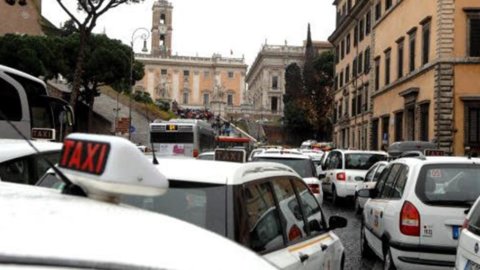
<box><xmin>465</xmin><ymin>260</ymin><xmax>480</xmax><ymax>270</ymax></box>
<box><xmin>453</xmin><ymin>226</ymin><xmax>460</xmax><ymax>240</ymax></box>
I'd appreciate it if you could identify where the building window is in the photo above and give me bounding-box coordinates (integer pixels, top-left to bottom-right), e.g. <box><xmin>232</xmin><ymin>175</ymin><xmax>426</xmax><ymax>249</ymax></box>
<box><xmin>353</xmin><ymin>58</ymin><xmax>357</xmax><ymax>77</ymax></box>
<box><xmin>382</xmin><ymin>115</ymin><xmax>390</xmax><ymax>146</ymax></box>
<box><xmin>160</xmin><ymin>14</ymin><xmax>166</xmax><ymax>24</ymax></box>
<box><xmin>352</xmin><ymin>96</ymin><xmax>357</xmax><ymax>117</ymax></box>
<box><xmin>375</xmin><ymin>57</ymin><xmax>380</xmax><ymax>91</ymax></box>
<box><xmin>409</xmin><ymin>29</ymin><xmax>417</xmax><ymax>72</ymax></box>
<box><xmin>272</xmin><ymin>76</ymin><xmax>278</xmax><ymax>89</ymax></box>
<box><xmin>375</xmin><ymin>2</ymin><xmax>382</xmax><ymax>21</ymax></box>
<box><xmin>385</xmin><ymin>0</ymin><xmax>392</xmax><ymax>11</ymax></box>
<box><xmin>345</xmin><ymin>65</ymin><xmax>350</xmax><ymax>83</ymax></box>
<box><xmin>161</xmin><ymin>69</ymin><xmax>167</xmax><ymax>75</ymax></box>
<box><xmin>203</xmin><ymin>93</ymin><xmax>209</xmax><ymax>105</ymax></box>
<box><xmin>341</xmin><ymin>40</ymin><xmax>345</xmax><ymax>59</ymax></box>
<box><xmin>335</xmin><ymin>46</ymin><xmax>340</xmax><ymax>63</ymax></box>
<box><xmin>395</xmin><ymin>111</ymin><xmax>403</xmax><ymax>141</ymax></box>
<box><xmin>354</xmin><ymin>26</ymin><xmax>358</xmax><ymax>47</ymax></box>
<box><xmin>363</xmin><ymin>83</ymin><xmax>369</xmax><ymax>111</ymax></box>
<box><xmin>385</xmin><ymin>49</ymin><xmax>391</xmax><ymax>85</ymax></box>
<box><xmin>357</xmin><ymin>90</ymin><xmax>362</xmax><ymax>115</ymax></box>
<box><xmin>359</xmin><ymin>19</ymin><xmax>364</xmax><ymax>41</ymax></box>
<box><xmin>465</xmin><ymin>102</ymin><xmax>480</xmax><ymax>145</ymax></box>
<box><xmin>183</xmin><ymin>70</ymin><xmax>190</xmax><ymax>82</ymax></box>
<box><xmin>422</xmin><ymin>21</ymin><xmax>431</xmax><ymax>65</ymax></box>
<box><xmin>358</xmin><ymin>52</ymin><xmax>364</xmax><ymax>74</ymax></box>
<box><xmin>183</xmin><ymin>92</ymin><xmax>189</xmax><ymax>104</ymax></box>
<box><xmin>397</xmin><ymin>38</ymin><xmax>404</xmax><ymax>79</ymax></box>
<box><xmin>372</xmin><ymin>119</ymin><xmax>379</xmax><ymax>150</ymax></box>
<box><xmin>420</xmin><ymin>103</ymin><xmax>429</xmax><ymax>141</ymax></box>
<box><xmin>346</xmin><ymin>34</ymin><xmax>351</xmax><ymax>55</ymax></box>
<box><xmin>227</xmin><ymin>94</ymin><xmax>233</xmax><ymax>106</ymax></box>
<box><xmin>406</xmin><ymin>106</ymin><xmax>415</xmax><ymax>140</ymax></box>
<box><xmin>467</xmin><ymin>12</ymin><xmax>480</xmax><ymax>57</ymax></box>
<box><xmin>228</xmin><ymin>71</ymin><xmax>234</xmax><ymax>78</ymax></box>
<box><xmin>271</xmin><ymin>96</ymin><xmax>278</xmax><ymax>112</ymax></box>
<box><xmin>366</xmin><ymin>11</ymin><xmax>371</xmax><ymax>35</ymax></box>
<box><xmin>365</xmin><ymin>47</ymin><xmax>371</xmax><ymax>72</ymax></box>
<box><xmin>340</xmin><ymin>70</ymin><xmax>344</xmax><ymax>87</ymax></box>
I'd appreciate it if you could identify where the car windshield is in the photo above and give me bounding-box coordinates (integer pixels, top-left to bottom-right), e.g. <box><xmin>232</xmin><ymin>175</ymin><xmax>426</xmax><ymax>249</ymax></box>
<box><xmin>121</xmin><ymin>181</ymin><xmax>227</xmax><ymax>236</ymax></box>
<box><xmin>345</xmin><ymin>153</ymin><xmax>387</xmax><ymax>170</ymax></box>
<box><xmin>416</xmin><ymin>164</ymin><xmax>480</xmax><ymax>207</ymax></box>
<box><xmin>254</xmin><ymin>157</ymin><xmax>315</xmax><ymax>177</ymax></box>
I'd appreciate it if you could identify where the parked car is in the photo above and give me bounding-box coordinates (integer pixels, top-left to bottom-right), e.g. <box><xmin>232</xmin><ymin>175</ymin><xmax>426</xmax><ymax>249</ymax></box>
<box><xmin>455</xmin><ymin>194</ymin><xmax>480</xmax><ymax>270</ymax></box>
<box><xmin>197</xmin><ymin>151</ymin><xmax>215</xmax><ymax>160</ymax></box>
<box><xmin>320</xmin><ymin>149</ymin><xmax>388</xmax><ymax>205</ymax></box>
<box><xmin>354</xmin><ymin>161</ymin><xmax>389</xmax><ymax>214</ymax></box>
<box><xmin>253</xmin><ymin>149</ymin><xmax>324</xmax><ymax>204</ymax></box>
<box><xmin>142</xmin><ymin>158</ymin><xmax>348</xmax><ymax>270</ymax></box>
<box><xmin>359</xmin><ymin>155</ymin><xmax>480</xmax><ymax>269</ymax></box>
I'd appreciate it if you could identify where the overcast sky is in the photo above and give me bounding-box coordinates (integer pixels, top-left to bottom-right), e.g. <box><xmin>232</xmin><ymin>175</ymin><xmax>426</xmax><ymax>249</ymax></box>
<box><xmin>42</xmin><ymin>0</ymin><xmax>336</xmax><ymax>68</ymax></box>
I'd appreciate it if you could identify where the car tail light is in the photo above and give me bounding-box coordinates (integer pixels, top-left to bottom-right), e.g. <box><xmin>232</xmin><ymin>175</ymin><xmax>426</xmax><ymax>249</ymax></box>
<box><xmin>308</xmin><ymin>184</ymin><xmax>320</xmax><ymax>194</ymax></box>
<box><xmin>193</xmin><ymin>149</ymin><xmax>199</xmax><ymax>158</ymax></box>
<box><xmin>462</xmin><ymin>218</ymin><xmax>469</xmax><ymax>230</ymax></box>
<box><xmin>400</xmin><ymin>201</ymin><xmax>420</xmax><ymax>236</ymax></box>
<box><xmin>288</xmin><ymin>225</ymin><xmax>302</xmax><ymax>241</ymax></box>
<box><xmin>336</xmin><ymin>172</ymin><xmax>346</xmax><ymax>181</ymax></box>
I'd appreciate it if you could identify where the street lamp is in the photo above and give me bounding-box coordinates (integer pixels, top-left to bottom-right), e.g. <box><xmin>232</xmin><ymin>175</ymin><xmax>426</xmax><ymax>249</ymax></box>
<box><xmin>128</xmin><ymin>27</ymin><xmax>149</xmax><ymax>141</ymax></box>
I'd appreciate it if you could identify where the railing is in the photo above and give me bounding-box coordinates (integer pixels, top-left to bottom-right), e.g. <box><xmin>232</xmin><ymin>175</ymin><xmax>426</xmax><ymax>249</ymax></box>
<box><xmin>261</xmin><ymin>44</ymin><xmax>304</xmax><ymax>54</ymax></box>
<box><xmin>136</xmin><ymin>53</ymin><xmax>245</xmax><ymax>64</ymax></box>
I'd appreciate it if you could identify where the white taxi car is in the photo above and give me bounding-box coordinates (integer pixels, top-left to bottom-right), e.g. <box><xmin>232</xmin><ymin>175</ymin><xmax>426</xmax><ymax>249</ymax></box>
<box><xmin>359</xmin><ymin>155</ymin><xmax>480</xmax><ymax>270</ymax></box>
<box><xmin>4</xmin><ymin>133</ymin><xmax>278</xmax><ymax>270</ymax></box>
<box><xmin>354</xmin><ymin>161</ymin><xmax>389</xmax><ymax>214</ymax></box>
<box><xmin>321</xmin><ymin>149</ymin><xmax>388</xmax><ymax>205</ymax></box>
<box><xmin>142</xmin><ymin>157</ymin><xmax>347</xmax><ymax>270</ymax></box>
<box><xmin>252</xmin><ymin>148</ymin><xmax>323</xmax><ymax>204</ymax></box>
<box><xmin>0</xmin><ymin>139</ymin><xmax>62</xmax><ymax>184</ymax></box>
<box><xmin>455</xmin><ymin>194</ymin><xmax>480</xmax><ymax>270</ymax></box>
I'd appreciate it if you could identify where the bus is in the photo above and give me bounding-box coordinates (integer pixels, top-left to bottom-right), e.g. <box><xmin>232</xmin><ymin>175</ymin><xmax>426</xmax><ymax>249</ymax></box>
<box><xmin>150</xmin><ymin>119</ymin><xmax>216</xmax><ymax>158</ymax></box>
<box><xmin>0</xmin><ymin>65</ymin><xmax>74</xmax><ymax>141</ymax></box>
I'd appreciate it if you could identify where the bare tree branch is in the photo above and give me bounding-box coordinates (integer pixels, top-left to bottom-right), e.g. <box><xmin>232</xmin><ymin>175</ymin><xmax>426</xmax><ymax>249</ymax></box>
<box><xmin>55</xmin><ymin>0</ymin><xmax>82</xmax><ymax>26</ymax></box>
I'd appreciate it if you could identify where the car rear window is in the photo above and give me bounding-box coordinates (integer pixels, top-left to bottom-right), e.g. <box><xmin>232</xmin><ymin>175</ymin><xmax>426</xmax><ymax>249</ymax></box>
<box><xmin>467</xmin><ymin>201</ymin><xmax>480</xmax><ymax>236</ymax></box>
<box><xmin>415</xmin><ymin>164</ymin><xmax>480</xmax><ymax>207</ymax></box>
<box><xmin>254</xmin><ymin>157</ymin><xmax>315</xmax><ymax>178</ymax></box>
<box><xmin>344</xmin><ymin>153</ymin><xmax>387</xmax><ymax>170</ymax></box>
<box><xmin>121</xmin><ymin>180</ymin><xmax>227</xmax><ymax>236</ymax></box>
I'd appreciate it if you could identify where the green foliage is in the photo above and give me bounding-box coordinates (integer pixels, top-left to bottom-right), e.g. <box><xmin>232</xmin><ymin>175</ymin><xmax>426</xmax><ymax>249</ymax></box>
<box><xmin>155</xmin><ymin>99</ymin><xmax>171</xmax><ymax>111</ymax></box>
<box><xmin>133</xmin><ymin>91</ymin><xmax>153</xmax><ymax>104</ymax></box>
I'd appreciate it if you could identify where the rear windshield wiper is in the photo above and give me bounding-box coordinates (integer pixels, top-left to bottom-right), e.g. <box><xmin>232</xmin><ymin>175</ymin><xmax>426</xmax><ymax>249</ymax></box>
<box><xmin>427</xmin><ymin>200</ymin><xmax>475</xmax><ymax>207</ymax></box>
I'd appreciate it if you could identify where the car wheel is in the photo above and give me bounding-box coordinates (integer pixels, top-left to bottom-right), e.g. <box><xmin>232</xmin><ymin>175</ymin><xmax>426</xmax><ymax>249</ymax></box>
<box><xmin>332</xmin><ymin>186</ymin><xmax>339</xmax><ymax>205</ymax></box>
<box><xmin>360</xmin><ymin>223</ymin><xmax>374</xmax><ymax>259</ymax></box>
<box><xmin>354</xmin><ymin>194</ymin><xmax>362</xmax><ymax>214</ymax></box>
<box><xmin>383</xmin><ymin>246</ymin><xmax>396</xmax><ymax>270</ymax></box>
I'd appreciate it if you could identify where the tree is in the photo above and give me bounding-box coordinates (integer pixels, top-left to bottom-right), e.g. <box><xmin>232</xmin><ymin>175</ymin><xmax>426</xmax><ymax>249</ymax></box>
<box><xmin>54</xmin><ymin>0</ymin><xmax>144</xmax><ymax>119</ymax></box>
<box><xmin>61</xmin><ymin>33</ymin><xmax>145</xmax><ymax>131</ymax></box>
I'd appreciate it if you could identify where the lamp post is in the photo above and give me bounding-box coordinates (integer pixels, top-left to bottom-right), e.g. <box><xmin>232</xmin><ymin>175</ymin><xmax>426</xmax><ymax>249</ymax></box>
<box><xmin>128</xmin><ymin>27</ymin><xmax>150</xmax><ymax>141</ymax></box>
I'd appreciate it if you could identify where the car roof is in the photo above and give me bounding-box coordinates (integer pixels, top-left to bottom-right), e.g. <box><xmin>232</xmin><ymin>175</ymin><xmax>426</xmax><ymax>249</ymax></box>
<box><xmin>155</xmin><ymin>158</ymin><xmax>300</xmax><ymax>185</ymax></box>
<box><xmin>0</xmin><ymin>182</ymin><xmax>276</xmax><ymax>270</ymax></box>
<box><xmin>0</xmin><ymin>139</ymin><xmax>63</xmax><ymax>163</ymax></box>
<box><xmin>331</xmin><ymin>149</ymin><xmax>388</xmax><ymax>155</ymax></box>
<box><xmin>393</xmin><ymin>156</ymin><xmax>480</xmax><ymax>166</ymax></box>
<box><xmin>254</xmin><ymin>150</ymin><xmax>310</xmax><ymax>160</ymax></box>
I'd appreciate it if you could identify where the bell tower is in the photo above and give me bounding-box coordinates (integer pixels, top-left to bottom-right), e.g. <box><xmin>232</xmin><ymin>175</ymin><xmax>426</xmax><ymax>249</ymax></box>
<box><xmin>151</xmin><ymin>0</ymin><xmax>173</xmax><ymax>57</ymax></box>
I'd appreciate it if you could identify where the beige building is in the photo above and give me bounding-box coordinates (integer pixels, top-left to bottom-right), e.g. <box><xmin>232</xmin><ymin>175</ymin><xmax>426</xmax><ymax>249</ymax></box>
<box><xmin>330</xmin><ymin>0</ymin><xmax>480</xmax><ymax>156</ymax></box>
<box><xmin>136</xmin><ymin>0</ymin><xmax>247</xmax><ymax>116</ymax></box>
<box><xmin>0</xmin><ymin>0</ymin><xmax>44</xmax><ymax>36</ymax></box>
<box><xmin>246</xmin><ymin>40</ymin><xmax>333</xmax><ymax>120</ymax></box>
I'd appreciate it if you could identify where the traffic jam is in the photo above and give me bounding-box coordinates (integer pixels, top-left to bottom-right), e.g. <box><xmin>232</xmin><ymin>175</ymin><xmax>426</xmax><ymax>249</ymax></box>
<box><xmin>1</xmin><ymin>65</ymin><xmax>480</xmax><ymax>269</ymax></box>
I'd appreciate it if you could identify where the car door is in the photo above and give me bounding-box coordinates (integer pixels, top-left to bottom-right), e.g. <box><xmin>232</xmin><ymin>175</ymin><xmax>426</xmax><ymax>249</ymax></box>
<box><xmin>322</xmin><ymin>151</ymin><xmax>340</xmax><ymax>194</ymax></box>
<box><xmin>363</xmin><ymin>164</ymin><xmax>399</xmax><ymax>258</ymax></box>
<box><xmin>241</xmin><ymin>180</ymin><xmax>303</xmax><ymax>270</ymax></box>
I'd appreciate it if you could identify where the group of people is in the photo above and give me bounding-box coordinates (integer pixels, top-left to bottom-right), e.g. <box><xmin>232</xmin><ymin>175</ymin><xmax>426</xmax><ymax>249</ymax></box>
<box><xmin>172</xmin><ymin>101</ymin><xmax>214</xmax><ymax>121</ymax></box>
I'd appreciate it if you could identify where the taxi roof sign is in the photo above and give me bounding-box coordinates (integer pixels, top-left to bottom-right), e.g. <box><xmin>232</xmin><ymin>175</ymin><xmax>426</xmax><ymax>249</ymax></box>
<box><xmin>58</xmin><ymin>133</ymin><xmax>168</xmax><ymax>201</ymax></box>
<box><xmin>214</xmin><ymin>148</ymin><xmax>246</xmax><ymax>163</ymax></box>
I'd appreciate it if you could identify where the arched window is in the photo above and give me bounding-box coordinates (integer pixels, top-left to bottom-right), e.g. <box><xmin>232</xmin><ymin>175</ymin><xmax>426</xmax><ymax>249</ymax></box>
<box><xmin>160</xmin><ymin>14</ymin><xmax>166</xmax><ymax>24</ymax></box>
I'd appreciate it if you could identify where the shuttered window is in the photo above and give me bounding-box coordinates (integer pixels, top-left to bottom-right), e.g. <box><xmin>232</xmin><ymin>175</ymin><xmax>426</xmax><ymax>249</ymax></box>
<box><xmin>470</xmin><ymin>18</ymin><xmax>480</xmax><ymax>57</ymax></box>
<box><xmin>468</xmin><ymin>107</ymin><xmax>480</xmax><ymax>144</ymax></box>
<box><xmin>420</xmin><ymin>103</ymin><xmax>429</xmax><ymax>141</ymax></box>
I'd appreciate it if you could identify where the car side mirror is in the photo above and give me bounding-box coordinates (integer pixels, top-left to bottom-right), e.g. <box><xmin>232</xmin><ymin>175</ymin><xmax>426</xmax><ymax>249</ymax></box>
<box><xmin>355</xmin><ymin>176</ymin><xmax>364</xmax><ymax>181</ymax></box>
<box><xmin>328</xmin><ymin>215</ymin><xmax>347</xmax><ymax>230</ymax></box>
<box><xmin>318</xmin><ymin>172</ymin><xmax>326</xmax><ymax>180</ymax></box>
<box><xmin>358</xmin><ymin>188</ymin><xmax>376</xmax><ymax>198</ymax></box>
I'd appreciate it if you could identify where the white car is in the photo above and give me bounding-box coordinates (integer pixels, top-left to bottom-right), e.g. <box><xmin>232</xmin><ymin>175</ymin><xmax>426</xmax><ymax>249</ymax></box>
<box><xmin>0</xmin><ymin>139</ymin><xmax>63</xmax><ymax>184</ymax></box>
<box><xmin>197</xmin><ymin>151</ymin><xmax>215</xmax><ymax>160</ymax></box>
<box><xmin>321</xmin><ymin>149</ymin><xmax>388</xmax><ymax>205</ymax></box>
<box><xmin>252</xmin><ymin>149</ymin><xmax>324</xmax><ymax>204</ymax></box>
<box><xmin>145</xmin><ymin>157</ymin><xmax>347</xmax><ymax>270</ymax></box>
<box><xmin>354</xmin><ymin>161</ymin><xmax>389</xmax><ymax>214</ymax></box>
<box><xmin>359</xmin><ymin>156</ymin><xmax>480</xmax><ymax>270</ymax></box>
<box><xmin>455</xmin><ymin>195</ymin><xmax>480</xmax><ymax>270</ymax></box>
<box><xmin>11</xmin><ymin>133</ymin><xmax>277</xmax><ymax>270</ymax></box>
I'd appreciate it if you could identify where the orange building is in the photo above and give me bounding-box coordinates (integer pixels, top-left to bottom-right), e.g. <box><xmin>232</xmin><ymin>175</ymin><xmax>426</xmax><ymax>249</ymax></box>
<box><xmin>0</xmin><ymin>0</ymin><xmax>44</xmax><ymax>36</ymax></box>
<box><xmin>330</xmin><ymin>0</ymin><xmax>480</xmax><ymax>155</ymax></box>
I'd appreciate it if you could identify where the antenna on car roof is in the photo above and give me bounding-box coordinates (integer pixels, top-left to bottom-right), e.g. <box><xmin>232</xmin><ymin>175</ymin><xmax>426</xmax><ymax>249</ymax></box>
<box><xmin>0</xmin><ymin>108</ymin><xmax>86</xmax><ymax>196</ymax></box>
<box><xmin>150</xmin><ymin>141</ymin><xmax>159</xmax><ymax>165</ymax></box>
